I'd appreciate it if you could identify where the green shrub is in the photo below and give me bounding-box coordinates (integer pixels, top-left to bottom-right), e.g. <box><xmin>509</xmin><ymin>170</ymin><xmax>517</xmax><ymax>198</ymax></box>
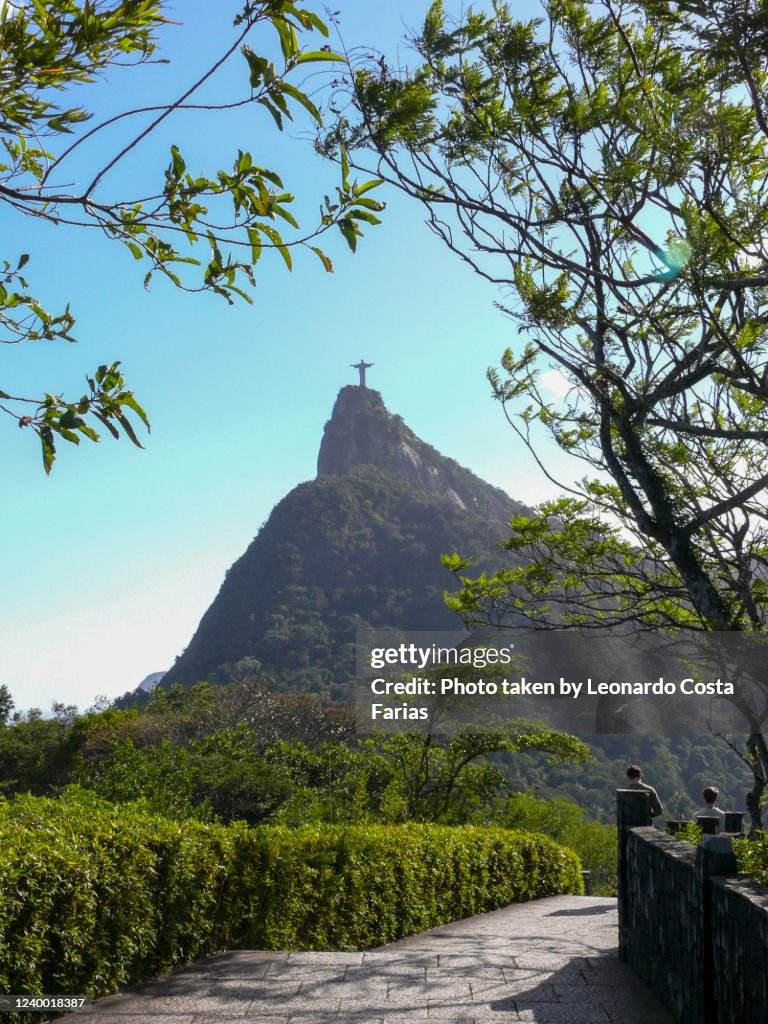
<box><xmin>734</xmin><ymin>834</ymin><xmax>768</xmax><ymax>885</ymax></box>
<box><xmin>224</xmin><ymin>822</ymin><xmax>583</xmax><ymax>950</ymax></box>
<box><xmin>671</xmin><ymin>821</ymin><xmax>703</xmax><ymax>846</ymax></box>
<box><xmin>0</xmin><ymin>791</ymin><xmax>582</xmax><ymax>1004</ymax></box>
<box><xmin>496</xmin><ymin>791</ymin><xmax>617</xmax><ymax>894</ymax></box>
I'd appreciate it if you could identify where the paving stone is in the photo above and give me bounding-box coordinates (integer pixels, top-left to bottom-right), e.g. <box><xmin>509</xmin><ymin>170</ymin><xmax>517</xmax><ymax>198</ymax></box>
<box><xmin>334</xmin><ymin>1018</ymin><xmax>386</xmax><ymax>1024</ymax></box>
<box><xmin>559</xmin><ymin>987</ymin><xmax>668</xmax><ymax>1009</ymax></box>
<box><xmin>379</xmin><ymin>1012</ymin><xmax>446</xmax><ymax>1021</ymax></box>
<box><xmin>201</xmin><ymin>1018</ymin><xmax>289</xmax><ymax>1024</ymax></box>
<box><xmin>68</xmin><ymin>897</ymin><xmax>675</xmax><ymax>1024</ymax></box>
<box><xmin>361</xmin><ymin>953</ymin><xmax>439</xmax><ymax>967</ymax></box>
<box><xmin>159</xmin><ymin>957</ymin><xmax>275</xmax><ymax>981</ymax></box>
<box><xmin>188</xmin><ymin>951</ymin><xmax>288</xmax><ymax>970</ymax></box>
<box><xmin>515</xmin><ymin>1006</ymin><xmax>611</xmax><ymax>1023</ymax></box>
<box><xmin>435</xmin><ymin>955</ymin><xmax>518</xmax><ymax>970</ymax></box>
<box><xmin>330</xmin><ymin>984</ymin><xmax>390</xmax><ymax>1007</ymax></box>
<box><xmin>581</xmin><ymin>959</ymin><xmax>644</xmax><ymax>981</ymax></box>
<box><xmin>248</xmin><ymin>997</ymin><xmax>342</xmax><ymax>1015</ymax></box>
<box><xmin>344</xmin><ymin>964</ymin><xmax>428</xmax><ymax>983</ymax></box>
<box><xmin>461</xmin><ymin>1017</ymin><xmax>521</xmax><ymax>1024</ymax></box>
<box><xmin>473</xmin><ymin>968</ymin><xmax>553</xmax><ymax>989</ymax></box>
<box><xmin>428</xmin><ymin>1018</ymin><xmax>507</xmax><ymax>1024</ymax></box>
<box><xmin>66</xmin><ymin>1018</ymin><xmax>197</xmax><ymax>1024</ymax></box>
<box><xmin>386</xmin><ymin>980</ymin><xmax>472</xmax><ymax>998</ymax></box>
<box><xmin>485</xmin><ymin>982</ymin><xmax>560</xmax><ymax>1006</ymax></box>
<box><xmin>382</xmin><ymin>1018</ymin><xmax>435</xmax><ymax>1024</ymax></box>
<box><xmin>90</xmin><ymin>994</ymin><xmax>254</xmax><ymax>1016</ymax></box>
<box><xmin>288</xmin><ymin>953</ymin><xmax>365</xmax><ymax>965</ymax></box>
<box><xmin>287</xmin><ymin>1015</ymin><xmax>384</xmax><ymax>1024</ymax></box>
<box><xmin>265</xmin><ymin>965</ymin><xmax>341</xmax><ymax>980</ymax></box>
<box><xmin>282</xmin><ymin>1015</ymin><xmax>340</xmax><ymax>1024</ymax></box>
<box><xmin>425</xmin><ymin>1005</ymin><xmax>494</xmax><ymax>1020</ymax></box>
<box><xmin>426</xmin><ymin>967</ymin><xmax>506</xmax><ymax>983</ymax></box>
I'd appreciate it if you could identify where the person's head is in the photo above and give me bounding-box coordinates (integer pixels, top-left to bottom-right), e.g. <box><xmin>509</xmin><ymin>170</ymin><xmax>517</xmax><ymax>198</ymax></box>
<box><xmin>702</xmin><ymin>786</ymin><xmax>719</xmax><ymax>806</ymax></box>
<box><xmin>627</xmin><ymin>765</ymin><xmax>642</xmax><ymax>781</ymax></box>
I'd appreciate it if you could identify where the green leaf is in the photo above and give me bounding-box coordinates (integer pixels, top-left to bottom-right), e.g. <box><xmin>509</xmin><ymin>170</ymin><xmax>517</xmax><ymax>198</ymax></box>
<box><xmin>310</xmin><ymin>246</ymin><xmax>333</xmax><ymax>272</ymax></box>
<box><xmin>116</xmin><ymin>413</ymin><xmax>144</xmax><ymax>448</ymax></box>
<box><xmin>247</xmin><ymin>227</ymin><xmax>263</xmax><ymax>264</ymax></box>
<box><xmin>353</xmin><ymin>196</ymin><xmax>386</xmax><ymax>210</ymax></box>
<box><xmin>40</xmin><ymin>429</ymin><xmax>55</xmax><ymax>475</ymax></box>
<box><xmin>170</xmin><ymin>144</ymin><xmax>185</xmax><ymax>179</ymax></box>
<box><xmin>259</xmin><ymin>97</ymin><xmax>284</xmax><ymax>131</ymax></box>
<box><xmin>338</xmin><ymin>218</ymin><xmax>358</xmax><ymax>252</ymax></box>
<box><xmin>254</xmin><ymin>166</ymin><xmax>284</xmax><ymax>188</ymax></box>
<box><xmin>280</xmin><ymin>81</ymin><xmax>322</xmax><ymax>124</ymax></box>
<box><xmin>242</xmin><ymin>47</ymin><xmax>269</xmax><ymax>87</ymax></box>
<box><xmin>272</xmin><ymin>204</ymin><xmax>300</xmax><ymax>229</ymax></box>
<box><xmin>274</xmin><ymin>17</ymin><xmax>299</xmax><ymax>61</ymax></box>
<box><xmin>277</xmin><ymin>245</ymin><xmax>293</xmax><ymax>271</ymax></box>
<box><xmin>117</xmin><ymin>392</ymin><xmax>150</xmax><ymax>430</ymax></box>
<box><xmin>348</xmin><ymin>209</ymin><xmax>381</xmax><ymax>225</ymax></box>
<box><xmin>355</xmin><ymin>179</ymin><xmax>385</xmax><ymax>197</ymax></box>
<box><xmin>295</xmin><ymin>50</ymin><xmax>344</xmax><ymax>64</ymax></box>
<box><xmin>77</xmin><ymin>423</ymin><xmax>99</xmax><ymax>442</ymax></box>
<box><xmin>91</xmin><ymin>411</ymin><xmax>120</xmax><ymax>440</ymax></box>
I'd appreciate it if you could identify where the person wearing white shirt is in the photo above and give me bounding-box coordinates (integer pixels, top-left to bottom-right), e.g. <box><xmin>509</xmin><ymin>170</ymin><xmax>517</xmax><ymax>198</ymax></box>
<box><xmin>693</xmin><ymin>786</ymin><xmax>726</xmax><ymax>824</ymax></box>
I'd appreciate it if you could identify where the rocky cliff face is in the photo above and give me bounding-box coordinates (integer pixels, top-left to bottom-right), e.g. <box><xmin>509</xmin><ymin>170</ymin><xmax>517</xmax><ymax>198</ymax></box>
<box><xmin>317</xmin><ymin>386</ymin><xmax>523</xmax><ymax>521</ymax></box>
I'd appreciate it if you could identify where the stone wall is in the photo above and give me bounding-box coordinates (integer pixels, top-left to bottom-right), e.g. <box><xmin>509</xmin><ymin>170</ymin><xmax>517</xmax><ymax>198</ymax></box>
<box><xmin>709</xmin><ymin>875</ymin><xmax>768</xmax><ymax>1024</ymax></box>
<box><xmin>623</xmin><ymin>827</ymin><xmax>702</xmax><ymax>1023</ymax></box>
<box><xmin>618</xmin><ymin>803</ymin><xmax>768</xmax><ymax>1024</ymax></box>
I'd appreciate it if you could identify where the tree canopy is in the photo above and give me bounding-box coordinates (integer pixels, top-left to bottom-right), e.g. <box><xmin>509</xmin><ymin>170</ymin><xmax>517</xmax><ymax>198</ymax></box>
<box><xmin>1</xmin><ymin>1</ymin><xmax>383</xmax><ymax>470</ymax></box>
<box><xmin>332</xmin><ymin>0</ymin><xmax>768</xmax><ymax>826</ymax></box>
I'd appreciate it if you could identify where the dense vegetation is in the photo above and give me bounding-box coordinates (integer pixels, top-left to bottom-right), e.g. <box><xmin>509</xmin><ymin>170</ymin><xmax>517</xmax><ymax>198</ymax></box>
<box><xmin>0</xmin><ymin>680</ymin><xmax>624</xmax><ymax>885</ymax></box>
<box><xmin>0</xmin><ymin>790</ymin><xmax>582</xmax><ymax>1011</ymax></box>
<box><xmin>6</xmin><ymin>674</ymin><xmax>749</xmax><ymax>897</ymax></box>
<box><xmin>162</xmin><ymin>465</ymin><xmax>521</xmax><ymax>696</ymax></box>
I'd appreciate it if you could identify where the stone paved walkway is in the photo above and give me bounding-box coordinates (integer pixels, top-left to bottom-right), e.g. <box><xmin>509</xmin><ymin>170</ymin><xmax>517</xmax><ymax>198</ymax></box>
<box><xmin>68</xmin><ymin>896</ymin><xmax>675</xmax><ymax>1024</ymax></box>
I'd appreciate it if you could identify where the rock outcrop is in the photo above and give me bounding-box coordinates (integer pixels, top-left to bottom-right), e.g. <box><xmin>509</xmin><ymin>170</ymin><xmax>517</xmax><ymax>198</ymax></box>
<box><xmin>318</xmin><ymin>386</ymin><xmax>521</xmax><ymax>521</ymax></box>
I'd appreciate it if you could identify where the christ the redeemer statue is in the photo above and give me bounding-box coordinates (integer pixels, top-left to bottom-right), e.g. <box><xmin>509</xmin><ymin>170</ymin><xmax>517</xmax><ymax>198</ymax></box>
<box><xmin>352</xmin><ymin>359</ymin><xmax>373</xmax><ymax>387</ymax></box>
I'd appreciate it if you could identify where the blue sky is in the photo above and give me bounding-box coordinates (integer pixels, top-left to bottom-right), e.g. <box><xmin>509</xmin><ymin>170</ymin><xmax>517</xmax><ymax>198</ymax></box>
<box><xmin>2</xmin><ymin>0</ymin><xmax>573</xmax><ymax>712</ymax></box>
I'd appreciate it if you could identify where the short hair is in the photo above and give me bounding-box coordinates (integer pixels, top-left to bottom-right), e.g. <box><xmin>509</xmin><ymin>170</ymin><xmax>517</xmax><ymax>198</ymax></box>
<box><xmin>627</xmin><ymin>765</ymin><xmax>642</xmax><ymax>780</ymax></box>
<box><xmin>703</xmin><ymin>786</ymin><xmax>719</xmax><ymax>804</ymax></box>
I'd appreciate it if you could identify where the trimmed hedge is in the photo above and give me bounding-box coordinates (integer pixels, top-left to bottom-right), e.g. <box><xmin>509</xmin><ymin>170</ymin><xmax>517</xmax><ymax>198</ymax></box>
<box><xmin>0</xmin><ymin>793</ymin><xmax>582</xmax><ymax>999</ymax></box>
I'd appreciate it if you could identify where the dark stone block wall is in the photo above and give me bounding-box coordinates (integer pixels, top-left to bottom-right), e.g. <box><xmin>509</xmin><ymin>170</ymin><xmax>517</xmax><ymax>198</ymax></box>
<box><xmin>619</xmin><ymin>814</ymin><xmax>768</xmax><ymax>1024</ymax></box>
<box><xmin>710</xmin><ymin>875</ymin><xmax>768</xmax><ymax>1024</ymax></box>
<box><xmin>624</xmin><ymin>827</ymin><xmax>703</xmax><ymax>1023</ymax></box>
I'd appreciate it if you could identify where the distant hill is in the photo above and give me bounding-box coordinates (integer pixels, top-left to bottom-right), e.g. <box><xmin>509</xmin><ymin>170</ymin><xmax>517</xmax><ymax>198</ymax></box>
<box><xmin>163</xmin><ymin>386</ymin><xmax>527</xmax><ymax>696</ymax></box>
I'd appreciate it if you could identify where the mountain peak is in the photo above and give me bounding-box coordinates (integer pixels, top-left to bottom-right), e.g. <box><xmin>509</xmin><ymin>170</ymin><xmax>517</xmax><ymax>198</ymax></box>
<box><xmin>317</xmin><ymin>385</ymin><xmax>522</xmax><ymax>522</ymax></box>
<box><xmin>317</xmin><ymin>385</ymin><xmax>401</xmax><ymax>477</ymax></box>
<box><xmin>162</xmin><ymin>386</ymin><xmax>527</xmax><ymax>692</ymax></box>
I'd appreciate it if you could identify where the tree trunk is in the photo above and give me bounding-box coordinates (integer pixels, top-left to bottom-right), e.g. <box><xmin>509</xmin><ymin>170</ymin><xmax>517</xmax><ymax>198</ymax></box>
<box><xmin>745</xmin><ymin>733</ymin><xmax>768</xmax><ymax>835</ymax></box>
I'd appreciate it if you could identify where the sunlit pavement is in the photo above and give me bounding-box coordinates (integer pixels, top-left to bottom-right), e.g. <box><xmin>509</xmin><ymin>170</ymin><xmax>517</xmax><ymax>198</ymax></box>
<box><xmin>67</xmin><ymin>895</ymin><xmax>675</xmax><ymax>1023</ymax></box>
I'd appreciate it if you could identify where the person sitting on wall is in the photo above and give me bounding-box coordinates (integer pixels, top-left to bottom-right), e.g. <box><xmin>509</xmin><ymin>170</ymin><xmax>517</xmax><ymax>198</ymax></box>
<box><xmin>625</xmin><ymin>764</ymin><xmax>664</xmax><ymax>820</ymax></box>
<box><xmin>693</xmin><ymin>786</ymin><xmax>726</xmax><ymax>825</ymax></box>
